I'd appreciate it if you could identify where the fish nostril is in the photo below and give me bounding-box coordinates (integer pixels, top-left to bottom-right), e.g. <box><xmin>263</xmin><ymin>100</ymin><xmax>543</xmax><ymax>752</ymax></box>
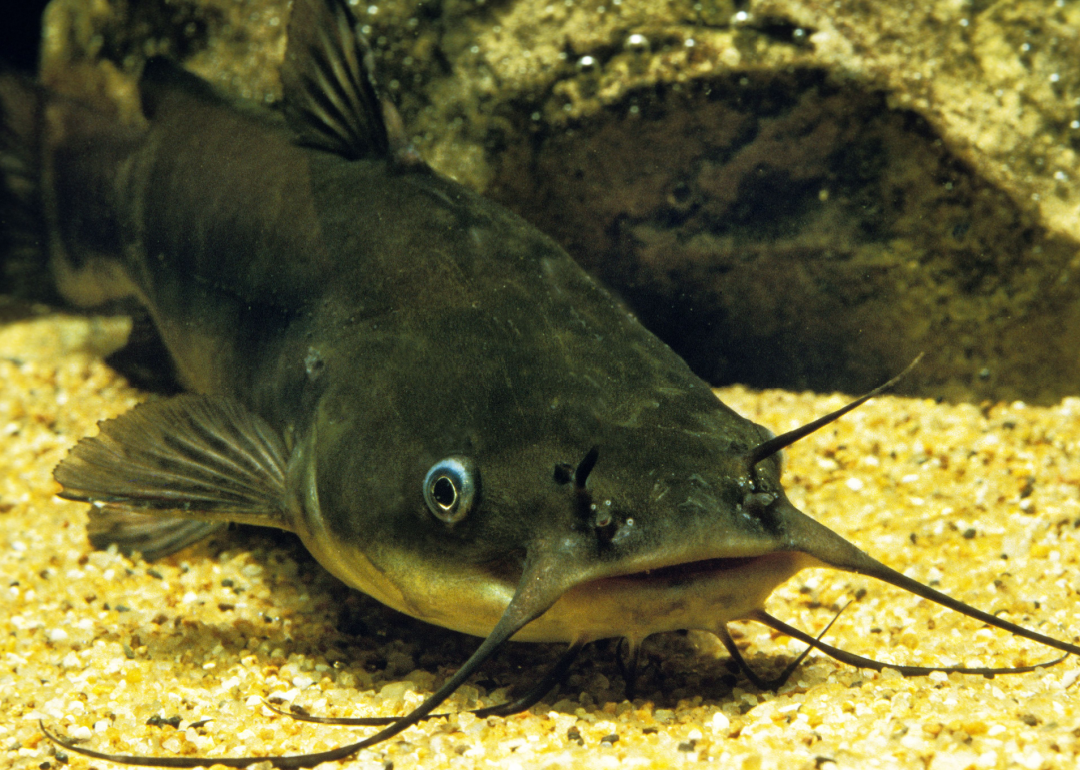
<box><xmin>592</xmin><ymin>512</ymin><xmax>635</xmax><ymax>546</ymax></box>
<box><xmin>742</xmin><ymin>491</ymin><xmax>776</xmax><ymax>513</ymax></box>
<box><xmin>611</xmin><ymin>516</ymin><xmax>635</xmax><ymax>544</ymax></box>
<box><xmin>590</xmin><ymin>503</ymin><xmax>617</xmax><ymax>541</ymax></box>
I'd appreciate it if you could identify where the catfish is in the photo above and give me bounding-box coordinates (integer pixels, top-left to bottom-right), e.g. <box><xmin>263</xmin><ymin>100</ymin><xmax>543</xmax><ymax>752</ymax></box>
<box><xmin>2</xmin><ymin>0</ymin><xmax>1078</xmax><ymax>766</ymax></box>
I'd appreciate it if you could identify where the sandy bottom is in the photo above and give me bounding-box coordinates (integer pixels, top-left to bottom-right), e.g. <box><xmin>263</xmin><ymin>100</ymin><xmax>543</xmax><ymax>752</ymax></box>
<box><xmin>2</xmin><ymin>313</ymin><xmax>1080</xmax><ymax>770</ymax></box>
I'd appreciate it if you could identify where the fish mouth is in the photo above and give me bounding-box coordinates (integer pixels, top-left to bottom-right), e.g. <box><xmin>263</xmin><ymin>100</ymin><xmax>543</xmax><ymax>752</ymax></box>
<box><xmin>608</xmin><ymin>555</ymin><xmax>769</xmax><ymax>584</ymax></box>
<box><xmin>515</xmin><ymin>550</ymin><xmax>805</xmax><ymax>644</ymax></box>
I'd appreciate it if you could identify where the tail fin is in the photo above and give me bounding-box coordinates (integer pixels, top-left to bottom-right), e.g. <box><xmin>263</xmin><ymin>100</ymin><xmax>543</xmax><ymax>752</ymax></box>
<box><xmin>0</xmin><ymin>73</ymin><xmax>56</xmax><ymax>301</ymax></box>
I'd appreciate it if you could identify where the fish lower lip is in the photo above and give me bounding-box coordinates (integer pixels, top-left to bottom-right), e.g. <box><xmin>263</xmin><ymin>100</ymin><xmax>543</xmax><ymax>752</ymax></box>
<box><xmin>620</xmin><ymin>556</ymin><xmax>765</xmax><ymax>582</ymax></box>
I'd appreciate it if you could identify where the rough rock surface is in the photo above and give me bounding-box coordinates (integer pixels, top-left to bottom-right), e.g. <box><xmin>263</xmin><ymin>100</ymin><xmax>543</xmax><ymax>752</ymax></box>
<box><xmin>34</xmin><ymin>0</ymin><xmax>1080</xmax><ymax>403</ymax></box>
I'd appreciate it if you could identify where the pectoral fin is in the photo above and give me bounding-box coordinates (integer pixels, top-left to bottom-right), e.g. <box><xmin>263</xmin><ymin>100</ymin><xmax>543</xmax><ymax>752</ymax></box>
<box><xmin>55</xmin><ymin>395</ymin><xmax>293</xmax><ymax>558</ymax></box>
<box><xmin>87</xmin><ymin>508</ymin><xmax>225</xmax><ymax>560</ymax></box>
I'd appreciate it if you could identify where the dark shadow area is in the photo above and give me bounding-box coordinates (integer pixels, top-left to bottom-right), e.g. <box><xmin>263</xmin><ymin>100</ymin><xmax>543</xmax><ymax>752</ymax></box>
<box><xmin>0</xmin><ymin>1</ymin><xmax>49</xmax><ymax>73</ymax></box>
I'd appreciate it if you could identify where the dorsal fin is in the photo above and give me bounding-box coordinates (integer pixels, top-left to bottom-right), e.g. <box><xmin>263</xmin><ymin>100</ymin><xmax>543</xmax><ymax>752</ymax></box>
<box><xmin>281</xmin><ymin>0</ymin><xmax>420</xmax><ymax>164</ymax></box>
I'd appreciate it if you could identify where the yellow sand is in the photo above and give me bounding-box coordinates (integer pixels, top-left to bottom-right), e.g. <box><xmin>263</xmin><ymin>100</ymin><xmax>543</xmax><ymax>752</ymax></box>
<box><xmin>2</xmin><ymin>313</ymin><xmax>1079</xmax><ymax>770</ymax></box>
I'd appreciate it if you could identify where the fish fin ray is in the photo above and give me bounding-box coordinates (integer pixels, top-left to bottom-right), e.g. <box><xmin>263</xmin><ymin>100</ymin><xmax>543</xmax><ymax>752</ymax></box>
<box><xmin>281</xmin><ymin>0</ymin><xmax>418</xmax><ymax>164</ymax></box>
<box><xmin>55</xmin><ymin>395</ymin><xmax>293</xmax><ymax>532</ymax></box>
<box><xmin>88</xmin><ymin>507</ymin><xmax>227</xmax><ymax>560</ymax></box>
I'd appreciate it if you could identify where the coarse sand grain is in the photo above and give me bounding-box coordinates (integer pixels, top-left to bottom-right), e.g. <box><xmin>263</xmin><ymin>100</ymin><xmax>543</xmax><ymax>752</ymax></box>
<box><xmin>3</xmin><ymin>314</ymin><xmax>1080</xmax><ymax>770</ymax></box>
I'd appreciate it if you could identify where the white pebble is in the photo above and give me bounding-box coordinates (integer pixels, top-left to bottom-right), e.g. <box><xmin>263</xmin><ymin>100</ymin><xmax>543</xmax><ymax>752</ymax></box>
<box><xmin>710</xmin><ymin>711</ymin><xmax>730</xmax><ymax>731</ymax></box>
<box><xmin>69</xmin><ymin>725</ymin><xmax>93</xmax><ymax>741</ymax></box>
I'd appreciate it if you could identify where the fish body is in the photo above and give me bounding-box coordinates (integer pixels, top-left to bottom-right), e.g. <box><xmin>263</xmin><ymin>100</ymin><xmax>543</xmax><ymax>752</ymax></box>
<box><xmin>6</xmin><ymin>3</ymin><xmax>1080</xmax><ymax>764</ymax></box>
<box><xmin>2</xmin><ymin>0</ymin><xmax>822</xmax><ymax>646</ymax></box>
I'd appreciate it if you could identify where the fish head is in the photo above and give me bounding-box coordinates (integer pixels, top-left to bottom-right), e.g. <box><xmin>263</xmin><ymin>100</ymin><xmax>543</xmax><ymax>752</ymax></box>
<box><xmin>288</xmin><ymin>188</ymin><xmax>842</xmax><ymax>643</ymax></box>
<box><xmin>300</xmin><ymin>364</ymin><xmax>846</xmax><ymax>646</ymax></box>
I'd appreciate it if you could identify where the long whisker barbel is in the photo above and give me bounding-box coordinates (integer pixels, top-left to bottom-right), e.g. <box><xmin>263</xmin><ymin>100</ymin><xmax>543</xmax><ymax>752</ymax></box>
<box><xmin>261</xmin><ymin>641</ymin><xmax>584</xmax><ymax>726</ymax></box>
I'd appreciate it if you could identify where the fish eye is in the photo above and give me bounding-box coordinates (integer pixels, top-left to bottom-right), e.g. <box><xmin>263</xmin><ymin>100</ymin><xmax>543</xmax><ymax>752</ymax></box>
<box><xmin>423</xmin><ymin>456</ymin><xmax>479</xmax><ymax>524</ymax></box>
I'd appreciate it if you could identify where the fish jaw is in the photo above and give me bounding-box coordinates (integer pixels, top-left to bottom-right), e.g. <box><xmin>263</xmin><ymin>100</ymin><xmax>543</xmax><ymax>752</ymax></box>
<box><xmin>507</xmin><ymin>550</ymin><xmax>814</xmax><ymax>643</ymax></box>
<box><xmin>292</xmin><ymin>434</ymin><xmax>815</xmax><ymax>644</ymax></box>
<box><xmin>516</xmin><ymin>497</ymin><xmax>884</xmax><ymax>644</ymax></box>
<box><xmin>284</xmin><ymin>378</ymin><xmax>820</xmax><ymax>644</ymax></box>
<box><xmin>301</xmin><ymin>534</ymin><xmax>813</xmax><ymax>644</ymax></box>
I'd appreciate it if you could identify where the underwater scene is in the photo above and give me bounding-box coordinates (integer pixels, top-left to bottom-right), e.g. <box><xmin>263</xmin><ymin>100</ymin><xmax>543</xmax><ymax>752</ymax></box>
<box><xmin>2</xmin><ymin>1</ymin><xmax>1080</xmax><ymax>768</ymax></box>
